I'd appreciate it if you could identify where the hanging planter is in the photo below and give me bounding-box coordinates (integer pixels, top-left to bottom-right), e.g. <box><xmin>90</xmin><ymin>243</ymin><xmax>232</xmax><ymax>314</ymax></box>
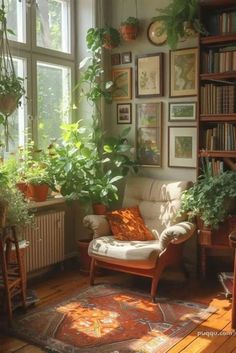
<box><xmin>0</xmin><ymin>1</ymin><xmax>25</xmax><ymax>147</ymax></box>
<box><xmin>102</xmin><ymin>27</ymin><xmax>121</xmax><ymax>49</ymax></box>
<box><xmin>120</xmin><ymin>17</ymin><xmax>139</xmax><ymax>41</ymax></box>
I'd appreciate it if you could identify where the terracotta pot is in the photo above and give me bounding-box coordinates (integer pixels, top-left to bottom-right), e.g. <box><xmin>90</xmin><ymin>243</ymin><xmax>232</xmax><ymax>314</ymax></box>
<box><xmin>92</xmin><ymin>203</ymin><xmax>107</xmax><ymax>215</ymax></box>
<box><xmin>16</xmin><ymin>182</ymin><xmax>29</xmax><ymax>198</ymax></box>
<box><xmin>28</xmin><ymin>184</ymin><xmax>49</xmax><ymax>202</ymax></box>
<box><xmin>0</xmin><ymin>95</ymin><xmax>18</xmax><ymax>116</ymax></box>
<box><xmin>120</xmin><ymin>25</ymin><xmax>138</xmax><ymax>41</ymax></box>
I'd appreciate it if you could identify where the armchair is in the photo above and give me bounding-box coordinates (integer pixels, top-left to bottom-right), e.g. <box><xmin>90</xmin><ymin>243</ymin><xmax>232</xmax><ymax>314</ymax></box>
<box><xmin>83</xmin><ymin>176</ymin><xmax>195</xmax><ymax>301</ymax></box>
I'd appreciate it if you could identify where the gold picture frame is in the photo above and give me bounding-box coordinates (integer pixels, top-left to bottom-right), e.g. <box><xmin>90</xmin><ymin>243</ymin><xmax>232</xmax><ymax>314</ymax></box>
<box><xmin>112</xmin><ymin>67</ymin><xmax>132</xmax><ymax>100</ymax></box>
<box><xmin>170</xmin><ymin>48</ymin><xmax>198</xmax><ymax>97</ymax></box>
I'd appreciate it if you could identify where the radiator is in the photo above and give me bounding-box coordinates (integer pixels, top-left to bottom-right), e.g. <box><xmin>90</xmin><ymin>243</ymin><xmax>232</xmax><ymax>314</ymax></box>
<box><xmin>24</xmin><ymin>211</ymin><xmax>65</xmax><ymax>273</ymax></box>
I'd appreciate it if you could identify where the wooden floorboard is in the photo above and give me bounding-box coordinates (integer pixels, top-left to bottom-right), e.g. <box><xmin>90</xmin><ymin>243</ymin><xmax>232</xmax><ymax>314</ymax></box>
<box><xmin>0</xmin><ymin>267</ymin><xmax>235</xmax><ymax>353</ymax></box>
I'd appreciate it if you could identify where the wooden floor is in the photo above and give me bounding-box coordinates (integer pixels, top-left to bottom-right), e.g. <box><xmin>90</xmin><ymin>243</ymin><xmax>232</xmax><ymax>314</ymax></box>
<box><xmin>0</xmin><ymin>266</ymin><xmax>236</xmax><ymax>353</ymax></box>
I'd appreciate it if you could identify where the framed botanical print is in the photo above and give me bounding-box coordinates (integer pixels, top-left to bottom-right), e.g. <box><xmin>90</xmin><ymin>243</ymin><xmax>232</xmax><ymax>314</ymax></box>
<box><xmin>136</xmin><ymin>102</ymin><xmax>162</xmax><ymax>167</ymax></box>
<box><xmin>169</xmin><ymin>102</ymin><xmax>196</xmax><ymax>121</ymax></box>
<box><xmin>168</xmin><ymin>126</ymin><xmax>197</xmax><ymax>168</ymax></box>
<box><xmin>170</xmin><ymin>48</ymin><xmax>198</xmax><ymax>97</ymax></box>
<box><xmin>112</xmin><ymin>67</ymin><xmax>132</xmax><ymax>100</ymax></box>
<box><xmin>135</xmin><ymin>53</ymin><xmax>163</xmax><ymax>98</ymax></box>
<box><xmin>117</xmin><ymin>103</ymin><xmax>132</xmax><ymax>124</ymax></box>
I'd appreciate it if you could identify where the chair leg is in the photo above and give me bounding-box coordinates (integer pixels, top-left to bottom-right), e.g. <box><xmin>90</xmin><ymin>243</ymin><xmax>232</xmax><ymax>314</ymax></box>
<box><xmin>89</xmin><ymin>258</ymin><xmax>96</xmax><ymax>286</ymax></box>
<box><xmin>151</xmin><ymin>268</ymin><xmax>163</xmax><ymax>302</ymax></box>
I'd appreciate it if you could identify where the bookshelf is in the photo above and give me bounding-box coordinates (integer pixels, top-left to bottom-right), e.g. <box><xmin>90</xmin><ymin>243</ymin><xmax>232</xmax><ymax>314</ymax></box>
<box><xmin>198</xmin><ymin>0</ymin><xmax>236</xmax><ymax>277</ymax></box>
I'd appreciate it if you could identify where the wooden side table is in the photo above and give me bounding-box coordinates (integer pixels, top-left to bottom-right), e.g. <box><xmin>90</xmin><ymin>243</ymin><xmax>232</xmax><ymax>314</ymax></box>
<box><xmin>229</xmin><ymin>231</ymin><xmax>236</xmax><ymax>329</ymax></box>
<box><xmin>198</xmin><ymin>216</ymin><xmax>236</xmax><ymax>278</ymax></box>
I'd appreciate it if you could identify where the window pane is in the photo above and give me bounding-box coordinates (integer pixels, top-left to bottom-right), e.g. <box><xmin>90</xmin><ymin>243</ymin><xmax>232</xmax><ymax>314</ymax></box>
<box><xmin>5</xmin><ymin>0</ymin><xmax>26</xmax><ymax>43</ymax></box>
<box><xmin>0</xmin><ymin>57</ymin><xmax>27</xmax><ymax>153</ymax></box>
<box><xmin>37</xmin><ymin>61</ymin><xmax>71</xmax><ymax>149</ymax></box>
<box><xmin>36</xmin><ymin>0</ymin><xmax>71</xmax><ymax>53</ymax></box>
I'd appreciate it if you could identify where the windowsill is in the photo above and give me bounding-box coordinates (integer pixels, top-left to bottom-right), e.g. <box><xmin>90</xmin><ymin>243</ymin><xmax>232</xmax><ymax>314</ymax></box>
<box><xmin>28</xmin><ymin>195</ymin><xmax>65</xmax><ymax>209</ymax></box>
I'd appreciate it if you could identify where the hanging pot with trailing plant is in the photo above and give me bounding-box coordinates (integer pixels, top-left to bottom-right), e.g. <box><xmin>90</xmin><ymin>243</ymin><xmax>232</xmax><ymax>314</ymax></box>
<box><xmin>120</xmin><ymin>17</ymin><xmax>139</xmax><ymax>41</ymax></box>
<box><xmin>0</xmin><ymin>1</ymin><xmax>26</xmax><ymax>149</ymax></box>
<box><xmin>102</xmin><ymin>26</ymin><xmax>121</xmax><ymax>49</ymax></box>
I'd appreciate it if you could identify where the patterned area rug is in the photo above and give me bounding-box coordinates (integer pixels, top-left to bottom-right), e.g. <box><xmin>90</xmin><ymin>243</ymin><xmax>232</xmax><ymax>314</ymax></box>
<box><xmin>11</xmin><ymin>285</ymin><xmax>216</xmax><ymax>353</ymax></box>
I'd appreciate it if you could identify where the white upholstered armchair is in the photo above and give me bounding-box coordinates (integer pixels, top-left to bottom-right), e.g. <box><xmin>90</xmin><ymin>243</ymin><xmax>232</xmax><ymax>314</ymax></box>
<box><xmin>83</xmin><ymin>176</ymin><xmax>195</xmax><ymax>301</ymax></box>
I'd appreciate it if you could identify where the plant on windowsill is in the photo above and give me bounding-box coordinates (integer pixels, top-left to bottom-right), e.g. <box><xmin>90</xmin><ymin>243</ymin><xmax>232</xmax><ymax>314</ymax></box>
<box><xmin>120</xmin><ymin>17</ymin><xmax>139</xmax><ymax>41</ymax></box>
<box><xmin>178</xmin><ymin>158</ymin><xmax>236</xmax><ymax>230</ymax></box>
<box><xmin>152</xmin><ymin>0</ymin><xmax>208</xmax><ymax>49</ymax></box>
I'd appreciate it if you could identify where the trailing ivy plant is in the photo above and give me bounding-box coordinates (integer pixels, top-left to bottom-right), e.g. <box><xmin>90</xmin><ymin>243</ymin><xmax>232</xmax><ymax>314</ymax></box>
<box><xmin>179</xmin><ymin>158</ymin><xmax>236</xmax><ymax>229</ymax></box>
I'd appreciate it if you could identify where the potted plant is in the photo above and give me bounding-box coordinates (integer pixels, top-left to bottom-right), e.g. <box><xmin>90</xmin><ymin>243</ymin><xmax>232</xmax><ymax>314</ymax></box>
<box><xmin>153</xmin><ymin>0</ymin><xmax>208</xmax><ymax>49</ymax></box>
<box><xmin>120</xmin><ymin>17</ymin><xmax>139</xmax><ymax>41</ymax></box>
<box><xmin>179</xmin><ymin>159</ymin><xmax>236</xmax><ymax>230</ymax></box>
<box><xmin>86</xmin><ymin>26</ymin><xmax>120</xmax><ymax>51</ymax></box>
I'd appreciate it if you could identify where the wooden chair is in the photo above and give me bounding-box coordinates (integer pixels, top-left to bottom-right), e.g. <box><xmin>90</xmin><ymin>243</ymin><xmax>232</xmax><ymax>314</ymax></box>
<box><xmin>229</xmin><ymin>231</ymin><xmax>236</xmax><ymax>329</ymax></box>
<box><xmin>0</xmin><ymin>225</ymin><xmax>26</xmax><ymax>326</ymax></box>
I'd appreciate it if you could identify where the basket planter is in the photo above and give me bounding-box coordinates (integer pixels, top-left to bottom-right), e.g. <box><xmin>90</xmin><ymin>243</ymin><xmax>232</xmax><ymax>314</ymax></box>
<box><xmin>120</xmin><ymin>24</ymin><xmax>138</xmax><ymax>41</ymax></box>
<box><xmin>0</xmin><ymin>94</ymin><xmax>19</xmax><ymax>116</ymax></box>
<box><xmin>28</xmin><ymin>183</ymin><xmax>49</xmax><ymax>202</ymax></box>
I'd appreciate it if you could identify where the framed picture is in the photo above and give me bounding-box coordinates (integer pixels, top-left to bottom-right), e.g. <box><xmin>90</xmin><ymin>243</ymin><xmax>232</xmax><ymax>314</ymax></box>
<box><xmin>136</xmin><ymin>102</ymin><xmax>162</xmax><ymax>167</ymax></box>
<box><xmin>111</xmin><ymin>53</ymin><xmax>120</xmax><ymax>66</ymax></box>
<box><xmin>117</xmin><ymin>103</ymin><xmax>132</xmax><ymax>124</ymax></box>
<box><xmin>170</xmin><ymin>48</ymin><xmax>198</xmax><ymax>97</ymax></box>
<box><xmin>168</xmin><ymin>102</ymin><xmax>196</xmax><ymax>122</ymax></box>
<box><xmin>135</xmin><ymin>53</ymin><xmax>163</xmax><ymax>98</ymax></box>
<box><xmin>121</xmin><ymin>52</ymin><xmax>132</xmax><ymax>64</ymax></box>
<box><xmin>168</xmin><ymin>126</ymin><xmax>197</xmax><ymax>168</ymax></box>
<box><xmin>112</xmin><ymin>67</ymin><xmax>132</xmax><ymax>100</ymax></box>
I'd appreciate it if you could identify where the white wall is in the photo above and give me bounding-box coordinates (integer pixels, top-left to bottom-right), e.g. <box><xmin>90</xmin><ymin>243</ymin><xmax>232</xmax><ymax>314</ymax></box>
<box><xmin>104</xmin><ymin>0</ymin><xmax>198</xmax><ymax>182</ymax></box>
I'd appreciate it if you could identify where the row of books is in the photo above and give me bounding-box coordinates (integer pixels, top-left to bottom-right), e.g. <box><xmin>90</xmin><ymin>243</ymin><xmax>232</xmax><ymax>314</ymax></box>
<box><xmin>203</xmin><ymin>123</ymin><xmax>236</xmax><ymax>151</ymax></box>
<box><xmin>207</xmin><ymin>159</ymin><xmax>224</xmax><ymax>176</ymax></box>
<box><xmin>207</xmin><ymin>11</ymin><xmax>236</xmax><ymax>36</ymax></box>
<box><xmin>201</xmin><ymin>48</ymin><xmax>236</xmax><ymax>74</ymax></box>
<box><xmin>200</xmin><ymin>84</ymin><xmax>235</xmax><ymax>115</ymax></box>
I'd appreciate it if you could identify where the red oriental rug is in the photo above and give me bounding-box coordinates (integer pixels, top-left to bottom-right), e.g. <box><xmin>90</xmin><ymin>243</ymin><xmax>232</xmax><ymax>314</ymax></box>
<box><xmin>11</xmin><ymin>285</ymin><xmax>216</xmax><ymax>353</ymax></box>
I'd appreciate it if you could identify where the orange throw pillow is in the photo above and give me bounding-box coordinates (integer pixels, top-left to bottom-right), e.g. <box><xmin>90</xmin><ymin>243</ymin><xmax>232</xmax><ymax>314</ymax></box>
<box><xmin>106</xmin><ymin>206</ymin><xmax>155</xmax><ymax>241</ymax></box>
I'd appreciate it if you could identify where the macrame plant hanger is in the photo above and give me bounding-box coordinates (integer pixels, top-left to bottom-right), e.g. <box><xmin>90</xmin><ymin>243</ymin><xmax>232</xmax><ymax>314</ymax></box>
<box><xmin>0</xmin><ymin>0</ymin><xmax>21</xmax><ymax>151</ymax></box>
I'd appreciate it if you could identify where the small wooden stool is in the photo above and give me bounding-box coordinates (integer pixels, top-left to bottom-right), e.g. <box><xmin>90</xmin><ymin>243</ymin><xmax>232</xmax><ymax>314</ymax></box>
<box><xmin>0</xmin><ymin>225</ymin><xmax>26</xmax><ymax>326</ymax></box>
<box><xmin>229</xmin><ymin>231</ymin><xmax>236</xmax><ymax>329</ymax></box>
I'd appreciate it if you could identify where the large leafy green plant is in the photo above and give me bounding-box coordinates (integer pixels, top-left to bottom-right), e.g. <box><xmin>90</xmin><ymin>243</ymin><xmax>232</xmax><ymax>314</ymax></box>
<box><xmin>179</xmin><ymin>159</ymin><xmax>236</xmax><ymax>229</ymax></box>
<box><xmin>153</xmin><ymin>0</ymin><xmax>207</xmax><ymax>49</ymax></box>
<box><xmin>49</xmin><ymin>122</ymin><xmax>137</xmax><ymax>205</ymax></box>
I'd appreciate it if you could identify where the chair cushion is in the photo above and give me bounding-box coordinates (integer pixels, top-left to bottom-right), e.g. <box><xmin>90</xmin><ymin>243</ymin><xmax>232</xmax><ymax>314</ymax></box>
<box><xmin>88</xmin><ymin>236</ymin><xmax>162</xmax><ymax>269</ymax></box>
<box><xmin>106</xmin><ymin>206</ymin><xmax>155</xmax><ymax>241</ymax></box>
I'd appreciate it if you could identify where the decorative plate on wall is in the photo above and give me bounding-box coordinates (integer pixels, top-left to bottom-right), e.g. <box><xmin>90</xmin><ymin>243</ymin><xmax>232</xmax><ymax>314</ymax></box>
<box><xmin>147</xmin><ymin>20</ymin><xmax>167</xmax><ymax>46</ymax></box>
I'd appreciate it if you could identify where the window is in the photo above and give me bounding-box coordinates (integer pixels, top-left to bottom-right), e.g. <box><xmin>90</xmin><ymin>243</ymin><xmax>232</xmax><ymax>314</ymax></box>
<box><xmin>5</xmin><ymin>0</ymin><xmax>75</xmax><ymax>152</ymax></box>
<box><xmin>36</xmin><ymin>0</ymin><xmax>71</xmax><ymax>53</ymax></box>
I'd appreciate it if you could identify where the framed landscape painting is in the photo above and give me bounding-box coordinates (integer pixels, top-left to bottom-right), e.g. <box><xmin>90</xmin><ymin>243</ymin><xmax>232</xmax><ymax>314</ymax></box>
<box><xmin>135</xmin><ymin>53</ymin><xmax>163</xmax><ymax>98</ymax></box>
<box><xmin>170</xmin><ymin>48</ymin><xmax>198</xmax><ymax>97</ymax></box>
<box><xmin>168</xmin><ymin>126</ymin><xmax>197</xmax><ymax>168</ymax></box>
<box><xmin>112</xmin><ymin>67</ymin><xmax>132</xmax><ymax>100</ymax></box>
<box><xmin>169</xmin><ymin>102</ymin><xmax>196</xmax><ymax>121</ymax></box>
<box><xmin>136</xmin><ymin>102</ymin><xmax>162</xmax><ymax>167</ymax></box>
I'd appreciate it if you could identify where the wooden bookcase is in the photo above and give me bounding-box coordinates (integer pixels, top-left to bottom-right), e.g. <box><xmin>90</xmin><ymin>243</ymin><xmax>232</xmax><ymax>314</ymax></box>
<box><xmin>198</xmin><ymin>0</ymin><xmax>236</xmax><ymax>277</ymax></box>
